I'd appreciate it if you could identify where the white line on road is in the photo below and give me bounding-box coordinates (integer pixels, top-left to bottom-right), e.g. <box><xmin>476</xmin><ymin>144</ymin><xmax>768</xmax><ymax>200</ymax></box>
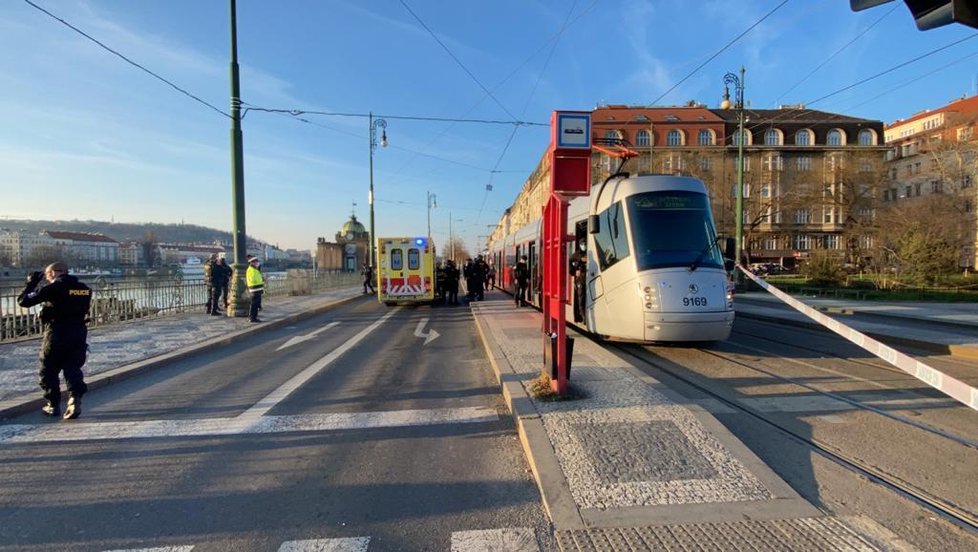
<box><xmin>278</xmin><ymin>537</ymin><xmax>370</xmax><ymax>552</ymax></box>
<box><xmin>277</xmin><ymin>321</ymin><xmax>341</xmax><ymax>351</ymax></box>
<box><xmin>239</xmin><ymin>309</ymin><xmax>398</xmax><ymax>422</ymax></box>
<box><xmin>0</xmin><ymin>406</ymin><xmax>499</xmax><ymax>444</ymax></box>
<box><xmin>102</xmin><ymin>547</ymin><xmax>194</xmax><ymax>552</ymax></box>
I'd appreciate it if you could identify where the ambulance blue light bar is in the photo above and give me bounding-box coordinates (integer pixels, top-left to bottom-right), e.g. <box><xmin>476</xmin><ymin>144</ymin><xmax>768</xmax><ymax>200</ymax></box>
<box><xmin>415</xmin><ymin>238</ymin><xmax>426</xmax><ymax>246</ymax></box>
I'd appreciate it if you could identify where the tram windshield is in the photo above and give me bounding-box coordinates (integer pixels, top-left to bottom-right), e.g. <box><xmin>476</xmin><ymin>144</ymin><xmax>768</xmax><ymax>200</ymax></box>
<box><xmin>627</xmin><ymin>191</ymin><xmax>723</xmax><ymax>271</ymax></box>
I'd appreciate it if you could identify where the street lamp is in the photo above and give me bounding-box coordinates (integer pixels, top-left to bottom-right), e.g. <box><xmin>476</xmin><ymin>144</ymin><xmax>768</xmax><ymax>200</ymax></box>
<box><xmin>722</xmin><ymin>67</ymin><xmax>746</xmax><ymax>273</ymax></box>
<box><xmin>368</xmin><ymin>112</ymin><xmax>388</xmax><ymax>269</ymax></box>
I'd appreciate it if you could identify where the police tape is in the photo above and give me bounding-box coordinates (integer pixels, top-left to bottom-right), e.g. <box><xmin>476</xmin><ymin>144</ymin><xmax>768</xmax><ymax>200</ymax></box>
<box><xmin>738</xmin><ymin>266</ymin><xmax>978</xmax><ymax>413</ymax></box>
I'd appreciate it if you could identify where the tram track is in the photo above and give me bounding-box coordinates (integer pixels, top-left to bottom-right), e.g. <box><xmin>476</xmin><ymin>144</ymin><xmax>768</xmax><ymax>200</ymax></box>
<box><xmin>612</xmin><ymin>343</ymin><xmax>978</xmax><ymax>534</ymax></box>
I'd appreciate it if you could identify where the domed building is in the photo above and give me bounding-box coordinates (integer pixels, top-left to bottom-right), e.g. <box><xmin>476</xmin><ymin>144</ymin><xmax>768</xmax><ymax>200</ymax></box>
<box><xmin>315</xmin><ymin>211</ymin><xmax>371</xmax><ymax>272</ymax></box>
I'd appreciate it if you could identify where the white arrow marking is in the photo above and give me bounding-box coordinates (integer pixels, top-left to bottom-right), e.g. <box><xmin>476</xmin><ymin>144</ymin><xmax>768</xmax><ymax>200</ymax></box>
<box><xmin>276</xmin><ymin>321</ymin><xmax>340</xmax><ymax>351</ymax></box>
<box><xmin>414</xmin><ymin>317</ymin><xmax>440</xmax><ymax>346</ymax></box>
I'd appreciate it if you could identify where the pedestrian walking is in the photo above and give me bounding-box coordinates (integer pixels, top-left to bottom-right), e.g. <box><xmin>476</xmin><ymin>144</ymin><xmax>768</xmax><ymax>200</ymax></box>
<box><xmin>486</xmin><ymin>262</ymin><xmax>496</xmax><ymax>290</ymax></box>
<box><xmin>17</xmin><ymin>262</ymin><xmax>92</xmax><ymax>419</ymax></box>
<box><xmin>246</xmin><ymin>255</ymin><xmax>264</xmax><ymax>323</ymax></box>
<box><xmin>472</xmin><ymin>255</ymin><xmax>488</xmax><ymax>300</ymax></box>
<box><xmin>514</xmin><ymin>255</ymin><xmax>530</xmax><ymax>307</ymax></box>
<box><xmin>203</xmin><ymin>254</ymin><xmax>218</xmax><ymax>315</ymax></box>
<box><xmin>361</xmin><ymin>263</ymin><xmax>375</xmax><ymax>295</ymax></box>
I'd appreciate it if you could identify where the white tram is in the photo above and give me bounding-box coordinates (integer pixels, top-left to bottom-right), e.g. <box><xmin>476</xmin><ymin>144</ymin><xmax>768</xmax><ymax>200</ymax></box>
<box><xmin>488</xmin><ymin>174</ymin><xmax>735</xmax><ymax>342</ymax></box>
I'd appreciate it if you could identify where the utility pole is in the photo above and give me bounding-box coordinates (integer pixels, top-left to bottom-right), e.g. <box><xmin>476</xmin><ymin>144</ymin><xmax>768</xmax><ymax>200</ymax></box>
<box><xmin>226</xmin><ymin>0</ymin><xmax>249</xmax><ymax>317</ymax></box>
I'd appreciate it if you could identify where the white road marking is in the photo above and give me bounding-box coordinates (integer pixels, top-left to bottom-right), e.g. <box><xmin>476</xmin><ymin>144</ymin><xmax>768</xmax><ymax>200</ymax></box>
<box><xmin>102</xmin><ymin>547</ymin><xmax>194</xmax><ymax>552</ymax></box>
<box><xmin>277</xmin><ymin>322</ymin><xmax>341</xmax><ymax>351</ymax></box>
<box><xmin>239</xmin><ymin>310</ymin><xmax>397</xmax><ymax>422</ymax></box>
<box><xmin>451</xmin><ymin>528</ymin><xmax>538</xmax><ymax>551</ymax></box>
<box><xmin>0</xmin><ymin>406</ymin><xmax>499</xmax><ymax>444</ymax></box>
<box><xmin>278</xmin><ymin>537</ymin><xmax>370</xmax><ymax>552</ymax></box>
<box><xmin>413</xmin><ymin>317</ymin><xmax>440</xmax><ymax>346</ymax></box>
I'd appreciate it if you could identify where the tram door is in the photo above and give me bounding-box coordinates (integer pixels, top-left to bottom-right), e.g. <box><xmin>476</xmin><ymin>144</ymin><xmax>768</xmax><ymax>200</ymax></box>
<box><xmin>378</xmin><ymin>236</ymin><xmax>435</xmax><ymax>304</ymax></box>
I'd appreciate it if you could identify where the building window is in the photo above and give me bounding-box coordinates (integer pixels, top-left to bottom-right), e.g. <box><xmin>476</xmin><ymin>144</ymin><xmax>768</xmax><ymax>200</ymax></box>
<box><xmin>792</xmin><ymin>234</ymin><xmax>812</xmax><ymax>250</ymax></box>
<box><xmin>699</xmin><ymin>156</ymin><xmax>712</xmax><ymax>171</ymax></box>
<box><xmin>857</xmin><ymin>129</ymin><xmax>876</xmax><ymax>146</ymax></box>
<box><xmin>890</xmin><ymin>167</ymin><xmax>897</xmax><ymax>180</ymax></box>
<box><xmin>913</xmin><ymin>162</ymin><xmax>921</xmax><ymax>174</ymax></box>
<box><xmin>825</xmin><ymin>235</ymin><xmax>840</xmax><ymax>249</ymax></box>
<box><xmin>915</xmin><ymin>182</ymin><xmax>921</xmax><ymax>196</ymax></box>
<box><xmin>796</xmin><ymin>129</ymin><xmax>812</xmax><ymax>146</ymax></box>
<box><xmin>762</xmin><ymin>153</ymin><xmax>782</xmax><ymax>171</ymax></box>
<box><xmin>636</xmin><ymin>130</ymin><xmax>650</xmax><ymax>146</ymax></box>
<box><xmin>963</xmin><ymin>175</ymin><xmax>972</xmax><ymax>188</ymax></box>
<box><xmin>732</xmin><ymin>129</ymin><xmax>750</xmax><ymax>146</ymax></box>
<box><xmin>931</xmin><ymin>180</ymin><xmax>943</xmax><ymax>193</ymax></box>
<box><xmin>763</xmin><ymin>237</ymin><xmax>779</xmax><ymax>250</ymax></box>
<box><xmin>764</xmin><ymin>129</ymin><xmax>782</xmax><ymax>146</ymax></box>
<box><xmin>905</xmin><ymin>185</ymin><xmax>912</xmax><ymax>198</ymax></box>
<box><xmin>827</xmin><ymin>129</ymin><xmax>844</xmax><ymax>146</ymax></box>
<box><xmin>760</xmin><ymin>185</ymin><xmax>771</xmax><ymax>198</ymax></box>
<box><xmin>859</xmin><ymin>158</ymin><xmax>873</xmax><ymax>172</ymax></box>
<box><xmin>824</xmin><ymin>209</ymin><xmax>834</xmax><ymax>223</ymax></box>
<box><xmin>794</xmin><ymin>209</ymin><xmax>811</xmax><ymax>224</ymax></box>
<box><xmin>667</xmin><ymin>130</ymin><xmax>683</xmax><ymax>146</ymax></box>
<box><xmin>796</xmin><ymin>155</ymin><xmax>812</xmax><ymax>171</ymax></box>
<box><xmin>605</xmin><ymin>130</ymin><xmax>622</xmax><ymax>142</ymax></box>
<box><xmin>966</xmin><ymin>199</ymin><xmax>974</xmax><ymax>213</ymax></box>
<box><xmin>698</xmin><ymin>129</ymin><xmax>714</xmax><ymax>145</ymax></box>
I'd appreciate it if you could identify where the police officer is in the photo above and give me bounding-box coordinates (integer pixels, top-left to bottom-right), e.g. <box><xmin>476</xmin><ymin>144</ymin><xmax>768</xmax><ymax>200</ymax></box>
<box><xmin>246</xmin><ymin>255</ymin><xmax>265</xmax><ymax>322</ymax></box>
<box><xmin>361</xmin><ymin>263</ymin><xmax>375</xmax><ymax>295</ymax></box>
<box><xmin>17</xmin><ymin>262</ymin><xmax>92</xmax><ymax>419</ymax></box>
<box><xmin>444</xmin><ymin>260</ymin><xmax>460</xmax><ymax>305</ymax></box>
<box><xmin>213</xmin><ymin>256</ymin><xmax>231</xmax><ymax>313</ymax></box>
<box><xmin>570</xmin><ymin>239</ymin><xmax>587</xmax><ymax>323</ymax></box>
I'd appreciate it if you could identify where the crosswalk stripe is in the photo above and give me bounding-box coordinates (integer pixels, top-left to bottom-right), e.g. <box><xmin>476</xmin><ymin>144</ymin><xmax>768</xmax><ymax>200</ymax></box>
<box><xmin>0</xmin><ymin>406</ymin><xmax>499</xmax><ymax>444</ymax></box>
<box><xmin>278</xmin><ymin>537</ymin><xmax>370</xmax><ymax>552</ymax></box>
<box><xmin>451</xmin><ymin>528</ymin><xmax>538</xmax><ymax>552</ymax></box>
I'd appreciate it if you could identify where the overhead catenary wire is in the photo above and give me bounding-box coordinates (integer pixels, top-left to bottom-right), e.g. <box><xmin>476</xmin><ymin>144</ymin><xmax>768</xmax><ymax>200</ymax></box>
<box><xmin>649</xmin><ymin>0</ymin><xmax>792</xmax><ymax>106</ymax></box>
<box><xmin>240</xmin><ymin>106</ymin><xmax>547</xmax><ymax>127</ymax></box>
<box><xmin>399</xmin><ymin>0</ymin><xmax>518</xmax><ymax>121</ymax></box>
<box><xmin>22</xmin><ymin>0</ymin><xmax>230</xmax><ymax>119</ymax></box>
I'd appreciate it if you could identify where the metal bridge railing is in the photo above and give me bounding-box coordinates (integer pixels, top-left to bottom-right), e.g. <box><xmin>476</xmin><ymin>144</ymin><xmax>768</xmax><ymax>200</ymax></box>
<box><xmin>0</xmin><ymin>270</ymin><xmax>360</xmax><ymax>344</ymax></box>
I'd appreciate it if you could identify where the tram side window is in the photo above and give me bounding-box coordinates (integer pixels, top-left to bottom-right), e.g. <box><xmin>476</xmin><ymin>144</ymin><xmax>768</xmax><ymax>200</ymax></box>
<box><xmin>408</xmin><ymin>248</ymin><xmax>420</xmax><ymax>270</ymax></box>
<box><xmin>592</xmin><ymin>201</ymin><xmax>630</xmax><ymax>270</ymax></box>
<box><xmin>391</xmin><ymin>249</ymin><xmax>403</xmax><ymax>271</ymax></box>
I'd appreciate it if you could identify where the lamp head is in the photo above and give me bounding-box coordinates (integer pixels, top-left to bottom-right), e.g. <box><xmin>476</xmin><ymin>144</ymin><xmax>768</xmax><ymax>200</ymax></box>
<box><xmin>380</xmin><ymin>129</ymin><xmax>388</xmax><ymax>148</ymax></box>
<box><xmin>721</xmin><ymin>86</ymin><xmax>731</xmax><ymax>110</ymax></box>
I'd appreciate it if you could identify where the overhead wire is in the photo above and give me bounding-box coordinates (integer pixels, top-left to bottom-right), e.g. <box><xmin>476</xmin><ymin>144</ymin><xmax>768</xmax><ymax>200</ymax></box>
<box><xmin>22</xmin><ymin>0</ymin><xmax>230</xmax><ymax>119</ymax></box>
<box><xmin>398</xmin><ymin>0</ymin><xmax>518</xmax><ymax>121</ymax></box>
<box><xmin>649</xmin><ymin>0</ymin><xmax>792</xmax><ymax>106</ymax></box>
<box><xmin>771</xmin><ymin>3</ymin><xmax>899</xmax><ymax>106</ymax></box>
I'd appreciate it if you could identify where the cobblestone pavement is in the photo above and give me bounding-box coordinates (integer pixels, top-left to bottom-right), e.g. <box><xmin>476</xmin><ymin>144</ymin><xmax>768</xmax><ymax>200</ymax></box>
<box><xmin>0</xmin><ymin>287</ymin><xmax>362</xmax><ymax>406</ymax></box>
<box><xmin>470</xmin><ymin>293</ymin><xmax>920</xmax><ymax>552</ymax></box>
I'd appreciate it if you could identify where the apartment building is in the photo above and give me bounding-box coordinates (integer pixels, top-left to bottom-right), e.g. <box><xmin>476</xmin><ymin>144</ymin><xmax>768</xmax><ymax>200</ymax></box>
<box><xmin>884</xmin><ymin>94</ymin><xmax>978</xmax><ymax>270</ymax></box>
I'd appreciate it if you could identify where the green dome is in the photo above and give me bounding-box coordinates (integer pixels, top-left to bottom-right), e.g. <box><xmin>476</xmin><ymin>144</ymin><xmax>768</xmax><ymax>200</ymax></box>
<box><xmin>340</xmin><ymin>215</ymin><xmax>367</xmax><ymax>237</ymax></box>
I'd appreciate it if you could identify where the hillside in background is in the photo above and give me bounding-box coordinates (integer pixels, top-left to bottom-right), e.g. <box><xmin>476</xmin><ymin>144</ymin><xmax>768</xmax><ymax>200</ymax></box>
<box><xmin>0</xmin><ymin>219</ymin><xmax>258</xmax><ymax>246</ymax></box>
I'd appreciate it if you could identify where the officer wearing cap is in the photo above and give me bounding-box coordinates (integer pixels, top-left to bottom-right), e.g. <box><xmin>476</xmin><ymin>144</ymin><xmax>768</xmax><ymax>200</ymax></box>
<box><xmin>246</xmin><ymin>255</ymin><xmax>264</xmax><ymax>322</ymax></box>
<box><xmin>17</xmin><ymin>262</ymin><xmax>92</xmax><ymax>419</ymax></box>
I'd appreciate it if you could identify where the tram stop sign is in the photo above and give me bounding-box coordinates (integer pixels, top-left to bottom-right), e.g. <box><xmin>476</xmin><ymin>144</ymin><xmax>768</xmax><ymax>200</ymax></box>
<box><xmin>550</xmin><ymin>111</ymin><xmax>591</xmax><ymax>197</ymax></box>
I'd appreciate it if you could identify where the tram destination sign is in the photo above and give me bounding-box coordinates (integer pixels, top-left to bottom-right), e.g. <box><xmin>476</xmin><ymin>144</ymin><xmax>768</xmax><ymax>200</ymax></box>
<box><xmin>634</xmin><ymin>193</ymin><xmax>706</xmax><ymax>210</ymax></box>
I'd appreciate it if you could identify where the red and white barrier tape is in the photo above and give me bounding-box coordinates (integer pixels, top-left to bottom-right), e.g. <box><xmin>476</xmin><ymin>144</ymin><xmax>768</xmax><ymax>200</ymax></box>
<box><xmin>739</xmin><ymin>266</ymin><xmax>978</xmax><ymax>412</ymax></box>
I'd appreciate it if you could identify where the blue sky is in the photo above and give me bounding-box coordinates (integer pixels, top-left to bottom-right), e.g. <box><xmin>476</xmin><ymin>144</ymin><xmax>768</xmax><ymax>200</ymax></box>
<box><xmin>1</xmin><ymin>0</ymin><xmax>976</xmax><ymax>252</ymax></box>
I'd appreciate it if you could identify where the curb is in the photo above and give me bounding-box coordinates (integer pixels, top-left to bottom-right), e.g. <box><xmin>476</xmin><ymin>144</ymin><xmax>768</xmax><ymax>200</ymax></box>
<box><xmin>735</xmin><ymin>309</ymin><xmax>978</xmax><ymax>360</ymax></box>
<box><xmin>471</xmin><ymin>309</ymin><xmax>586</xmax><ymax>531</ymax></box>
<box><xmin>0</xmin><ymin>292</ymin><xmax>363</xmax><ymax>420</ymax></box>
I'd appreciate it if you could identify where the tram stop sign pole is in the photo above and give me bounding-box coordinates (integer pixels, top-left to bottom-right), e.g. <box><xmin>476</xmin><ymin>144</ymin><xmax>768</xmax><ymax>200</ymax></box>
<box><xmin>544</xmin><ymin>111</ymin><xmax>591</xmax><ymax>396</ymax></box>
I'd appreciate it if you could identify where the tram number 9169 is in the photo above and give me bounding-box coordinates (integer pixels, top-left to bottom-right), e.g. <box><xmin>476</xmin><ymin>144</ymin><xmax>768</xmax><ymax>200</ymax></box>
<box><xmin>682</xmin><ymin>296</ymin><xmax>708</xmax><ymax>307</ymax></box>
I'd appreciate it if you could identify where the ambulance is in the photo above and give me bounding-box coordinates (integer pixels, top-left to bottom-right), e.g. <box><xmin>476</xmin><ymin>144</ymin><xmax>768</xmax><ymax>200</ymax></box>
<box><xmin>376</xmin><ymin>236</ymin><xmax>436</xmax><ymax>305</ymax></box>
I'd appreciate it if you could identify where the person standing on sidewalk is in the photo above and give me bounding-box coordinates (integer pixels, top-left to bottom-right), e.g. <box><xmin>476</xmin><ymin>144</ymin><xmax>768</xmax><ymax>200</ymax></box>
<box><xmin>361</xmin><ymin>263</ymin><xmax>375</xmax><ymax>295</ymax></box>
<box><xmin>246</xmin><ymin>255</ymin><xmax>264</xmax><ymax>323</ymax></box>
<box><xmin>17</xmin><ymin>262</ymin><xmax>91</xmax><ymax>419</ymax></box>
<box><xmin>214</xmin><ymin>256</ymin><xmax>231</xmax><ymax>313</ymax></box>
<box><xmin>514</xmin><ymin>255</ymin><xmax>529</xmax><ymax>307</ymax></box>
<box><xmin>203</xmin><ymin>254</ymin><xmax>219</xmax><ymax>315</ymax></box>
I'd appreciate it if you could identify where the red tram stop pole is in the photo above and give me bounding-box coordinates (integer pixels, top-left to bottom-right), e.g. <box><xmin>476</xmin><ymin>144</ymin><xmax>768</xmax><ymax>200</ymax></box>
<box><xmin>543</xmin><ymin>111</ymin><xmax>591</xmax><ymax>396</ymax></box>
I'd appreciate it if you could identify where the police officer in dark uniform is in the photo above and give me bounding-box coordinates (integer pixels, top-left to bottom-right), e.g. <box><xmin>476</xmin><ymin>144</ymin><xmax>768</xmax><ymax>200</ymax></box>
<box><xmin>570</xmin><ymin>239</ymin><xmax>588</xmax><ymax>323</ymax></box>
<box><xmin>17</xmin><ymin>262</ymin><xmax>92</xmax><ymax>419</ymax></box>
<box><xmin>213</xmin><ymin>256</ymin><xmax>231</xmax><ymax>313</ymax></box>
<box><xmin>444</xmin><ymin>260</ymin><xmax>460</xmax><ymax>305</ymax></box>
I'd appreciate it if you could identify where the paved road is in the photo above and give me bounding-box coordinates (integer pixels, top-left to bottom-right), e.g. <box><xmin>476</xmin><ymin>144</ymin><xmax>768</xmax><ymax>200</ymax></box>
<box><xmin>0</xmin><ymin>298</ymin><xmax>557</xmax><ymax>551</ymax></box>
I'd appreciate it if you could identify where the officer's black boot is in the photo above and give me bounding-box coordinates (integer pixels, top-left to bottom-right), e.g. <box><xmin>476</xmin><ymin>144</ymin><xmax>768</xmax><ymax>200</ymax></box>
<box><xmin>63</xmin><ymin>396</ymin><xmax>81</xmax><ymax>420</ymax></box>
<box><xmin>41</xmin><ymin>400</ymin><xmax>61</xmax><ymax>417</ymax></box>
